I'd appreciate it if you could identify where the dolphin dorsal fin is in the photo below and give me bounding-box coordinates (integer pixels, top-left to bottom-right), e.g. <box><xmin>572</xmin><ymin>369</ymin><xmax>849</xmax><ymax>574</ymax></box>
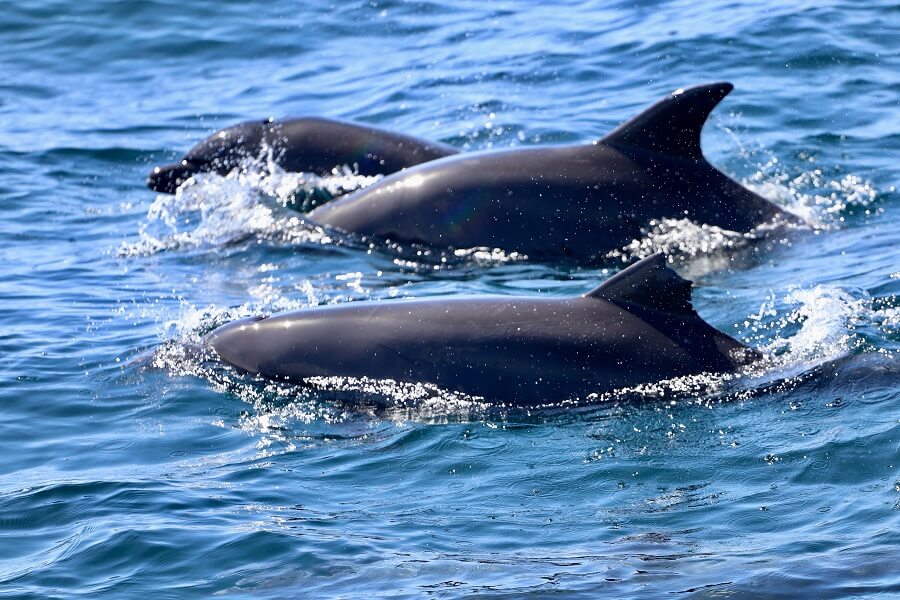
<box><xmin>585</xmin><ymin>254</ymin><xmax>695</xmax><ymax>316</ymax></box>
<box><xmin>601</xmin><ymin>82</ymin><xmax>733</xmax><ymax>161</ymax></box>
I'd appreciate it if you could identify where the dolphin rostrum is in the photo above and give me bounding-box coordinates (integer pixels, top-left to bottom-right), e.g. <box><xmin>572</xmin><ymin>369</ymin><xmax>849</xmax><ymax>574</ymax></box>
<box><xmin>206</xmin><ymin>254</ymin><xmax>757</xmax><ymax>404</ymax></box>
<box><xmin>307</xmin><ymin>83</ymin><xmax>802</xmax><ymax>263</ymax></box>
<box><xmin>147</xmin><ymin>117</ymin><xmax>458</xmax><ymax>194</ymax></box>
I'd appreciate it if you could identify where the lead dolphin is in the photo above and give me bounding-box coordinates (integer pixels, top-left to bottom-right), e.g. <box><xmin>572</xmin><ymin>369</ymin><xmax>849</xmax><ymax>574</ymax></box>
<box><xmin>308</xmin><ymin>83</ymin><xmax>802</xmax><ymax>263</ymax></box>
<box><xmin>147</xmin><ymin>117</ymin><xmax>459</xmax><ymax>194</ymax></box>
<box><xmin>206</xmin><ymin>254</ymin><xmax>757</xmax><ymax>405</ymax></box>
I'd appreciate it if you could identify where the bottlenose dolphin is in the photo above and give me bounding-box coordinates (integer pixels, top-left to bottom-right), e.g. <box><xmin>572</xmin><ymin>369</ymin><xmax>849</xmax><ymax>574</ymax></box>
<box><xmin>206</xmin><ymin>254</ymin><xmax>757</xmax><ymax>404</ymax></box>
<box><xmin>147</xmin><ymin>117</ymin><xmax>458</xmax><ymax>194</ymax></box>
<box><xmin>308</xmin><ymin>83</ymin><xmax>801</xmax><ymax>263</ymax></box>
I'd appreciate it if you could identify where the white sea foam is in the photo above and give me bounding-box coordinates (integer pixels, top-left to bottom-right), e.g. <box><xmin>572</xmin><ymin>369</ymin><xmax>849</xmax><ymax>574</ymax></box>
<box><xmin>744</xmin><ymin>165</ymin><xmax>879</xmax><ymax>228</ymax></box>
<box><xmin>719</xmin><ymin>283</ymin><xmax>897</xmax><ymax>399</ymax></box>
<box><xmin>149</xmin><ymin>279</ymin><xmax>323</xmax><ymax>380</ymax></box>
<box><xmin>763</xmin><ymin>286</ymin><xmax>866</xmax><ymax>367</ymax></box>
<box><xmin>873</xmin><ymin>306</ymin><xmax>900</xmax><ymax>331</ymax></box>
<box><xmin>118</xmin><ymin>162</ymin><xmax>378</xmax><ymax>257</ymax></box>
<box><xmin>604</xmin><ymin>217</ymin><xmax>771</xmax><ymax>270</ymax></box>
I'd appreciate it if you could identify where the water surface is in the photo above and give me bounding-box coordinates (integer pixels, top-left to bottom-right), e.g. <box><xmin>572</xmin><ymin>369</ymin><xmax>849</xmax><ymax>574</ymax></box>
<box><xmin>1</xmin><ymin>0</ymin><xmax>898</xmax><ymax>597</ymax></box>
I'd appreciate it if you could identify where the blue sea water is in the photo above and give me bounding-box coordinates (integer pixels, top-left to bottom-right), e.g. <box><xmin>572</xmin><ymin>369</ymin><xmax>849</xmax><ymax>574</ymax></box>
<box><xmin>2</xmin><ymin>0</ymin><xmax>899</xmax><ymax>597</ymax></box>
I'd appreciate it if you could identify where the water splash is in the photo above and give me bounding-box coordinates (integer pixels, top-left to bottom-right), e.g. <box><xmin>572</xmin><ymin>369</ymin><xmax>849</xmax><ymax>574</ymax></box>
<box><xmin>383</xmin><ymin>243</ymin><xmax>530</xmax><ymax>272</ymax></box>
<box><xmin>603</xmin><ymin>216</ymin><xmax>799</xmax><ymax>274</ymax></box>
<box><xmin>148</xmin><ymin>278</ymin><xmax>323</xmax><ymax>377</ymax></box>
<box><xmin>715</xmin><ymin>120</ymin><xmax>882</xmax><ymax>227</ymax></box>
<box><xmin>873</xmin><ymin>306</ymin><xmax>900</xmax><ymax>332</ymax></box>
<box><xmin>762</xmin><ymin>286</ymin><xmax>866</xmax><ymax>367</ymax></box>
<box><xmin>305</xmin><ymin>376</ymin><xmax>492</xmax><ymax>422</ymax></box>
<box><xmin>118</xmin><ymin>162</ymin><xmax>379</xmax><ymax>257</ymax></box>
<box><xmin>744</xmin><ymin>162</ymin><xmax>880</xmax><ymax>228</ymax></box>
<box><xmin>729</xmin><ymin>283</ymin><xmax>899</xmax><ymax>393</ymax></box>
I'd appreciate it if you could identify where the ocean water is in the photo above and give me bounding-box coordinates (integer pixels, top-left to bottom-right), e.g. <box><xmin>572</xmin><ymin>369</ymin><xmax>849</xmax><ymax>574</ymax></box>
<box><xmin>2</xmin><ymin>0</ymin><xmax>899</xmax><ymax>597</ymax></box>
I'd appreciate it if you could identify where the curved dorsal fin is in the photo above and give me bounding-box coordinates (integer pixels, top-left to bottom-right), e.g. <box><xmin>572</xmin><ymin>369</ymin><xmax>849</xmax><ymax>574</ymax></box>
<box><xmin>585</xmin><ymin>253</ymin><xmax>695</xmax><ymax>316</ymax></box>
<box><xmin>601</xmin><ymin>82</ymin><xmax>733</xmax><ymax>161</ymax></box>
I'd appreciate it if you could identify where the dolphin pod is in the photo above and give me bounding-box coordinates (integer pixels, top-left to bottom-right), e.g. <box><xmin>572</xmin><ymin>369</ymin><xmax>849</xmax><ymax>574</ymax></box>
<box><xmin>308</xmin><ymin>82</ymin><xmax>801</xmax><ymax>263</ymax></box>
<box><xmin>206</xmin><ymin>254</ymin><xmax>757</xmax><ymax>404</ymax></box>
<box><xmin>147</xmin><ymin>117</ymin><xmax>459</xmax><ymax>194</ymax></box>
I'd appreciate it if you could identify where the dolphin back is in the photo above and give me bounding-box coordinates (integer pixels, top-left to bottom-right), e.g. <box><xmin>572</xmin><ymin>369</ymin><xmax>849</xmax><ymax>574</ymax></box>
<box><xmin>147</xmin><ymin>117</ymin><xmax>457</xmax><ymax>194</ymax></box>
<box><xmin>206</xmin><ymin>254</ymin><xmax>757</xmax><ymax>403</ymax></box>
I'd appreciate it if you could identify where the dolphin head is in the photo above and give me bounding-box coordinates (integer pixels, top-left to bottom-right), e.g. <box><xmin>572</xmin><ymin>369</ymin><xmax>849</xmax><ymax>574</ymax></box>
<box><xmin>146</xmin><ymin>159</ymin><xmax>201</xmax><ymax>194</ymax></box>
<box><xmin>205</xmin><ymin>315</ymin><xmax>270</xmax><ymax>374</ymax></box>
<box><xmin>147</xmin><ymin>120</ymin><xmax>269</xmax><ymax>193</ymax></box>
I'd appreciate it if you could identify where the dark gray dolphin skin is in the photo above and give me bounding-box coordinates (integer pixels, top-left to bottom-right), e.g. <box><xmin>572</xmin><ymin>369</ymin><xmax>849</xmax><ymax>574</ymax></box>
<box><xmin>308</xmin><ymin>83</ymin><xmax>801</xmax><ymax>263</ymax></box>
<box><xmin>147</xmin><ymin>117</ymin><xmax>458</xmax><ymax>194</ymax></box>
<box><xmin>206</xmin><ymin>254</ymin><xmax>757</xmax><ymax>404</ymax></box>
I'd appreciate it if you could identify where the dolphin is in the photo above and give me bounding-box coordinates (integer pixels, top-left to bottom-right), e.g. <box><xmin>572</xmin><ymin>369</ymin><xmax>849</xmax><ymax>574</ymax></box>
<box><xmin>147</xmin><ymin>117</ymin><xmax>458</xmax><ymax>194</ymax></box>
<box><xmin>307</xmin><ymin>83</ymin><xmax>802</xmax><ymax>263</ymax></box>
<box><xmin>206</xmin><ymin>254</ymin><xmax>757</xmax><ymax>405</ymax></box>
